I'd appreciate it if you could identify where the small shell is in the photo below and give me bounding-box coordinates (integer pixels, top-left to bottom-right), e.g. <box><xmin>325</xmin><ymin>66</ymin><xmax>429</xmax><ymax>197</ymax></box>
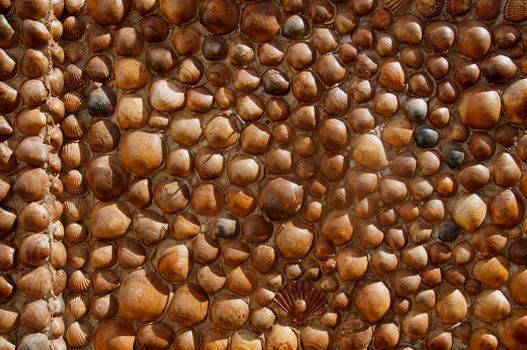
<box><xmin>62</xmin><ymin>169</ymin><xmax>86</xmax><ymax>195</ymax></box>
<box><xmin>354</xmin><ymin>281</ymin><xmax>391</xmax><ymax>323</ymax></box>
<box><xmin>67</xmin><ymin>243</ymin><xmax>89</xmax><ymax>269</ymax></box>
<box><xmin>86</xmin><ymin>24</ymin><xmax>113</xmax><ymax>53</ymax></box>
<box><xmin>384</xmin><ymin>0</ymin><xmax>413</xmax><ymax>15</ymax></box>
<box><xmin>65</xmin><ymin>321</ymin><xmax>91</xmax><ymax>348</ymax></box>
<box><xmin>447</xmin><ymin>0</ymin><xmax>471</xmax><ymax>16</ymax></box>
<box><xmin>60</xmin><ymin>141</ymin><xmax>90</xmax><ymax>169</ymax></box>
<box><xmin>458</xmin><ymin>21</ymin><xmax>491</xmax><ymax>61</ymax></box>
<box><xmin>62</xmin><ymin>90</ymin><xmax>86</xmax><ymax>114</ymax></box>
<box><xmin>63</xmin><ymin>42</ymin><xmax>86</xmax><ymax>63</ymax></box>
<box><xmin>417</xmin><ymin>0</ymin><xmax>445</xmax><ymax>17</ymax></box>
<box><xmin>62</xmin><ymin>16</ymin><xmax>86</xmax><ymax>41</ymax></box>
<box><xmin>64</xmin><ymin>64</ymin><xmax>87</xmax><ymax>90</ymax></box>
<box><xmin>497</xmin><ymin>309</ymin><xmax>527</xmax><ymax>350</ymax></box>
<box><xmin>94</xmin><ymin>318</ymin><xmax>136</xmax><ymax>350</ymax></box>
<box><xmin>476</xmin><ymin>0</ymin><xmax>501</xmax><ymax>20</ymax></box>
<box><xmin>473</xmin><ymin>255</ymin><xmax>509</xmax><ymax>287</ymax></box>
<box><xmin>200</xmin><ymin>0</ymin><xmax>239</xmax><ymax>35</ymax></box>
<box><xmin>63</xmin><ymin>197</ymin><xmax>90</xmax><ymax>222</ymax></box>
<box><xmin>66</xmin><ymin>294</ymin><xmax>90</xmax><ymax>319</ymax></box>
<box><xmin>504</xmin><ymin>0</ymin><xmax>527</xmax><ymax>22</ymax></box>
<box><xmin>489</xmin><ymin>190</ymin><xmax>524</xmax><ymax>229</ymax></box>
<box><xmin>155</xmin><ymin>240</ymin><xmax>190</xmax><ymax>282</ymax></box>
<box><xmin>17</xmin><ymin>266</ymin><xmax>52</xmax><ymax>299</ymax></box>
<box><xmin>61</xmin><ymin>115</ymin><xmax>85</xmax><ymax>140</ymax></box>
<box><xmin>67</xmin><ymin>270</ymin><xmax>91</xmax><ymax>293</ymax></box>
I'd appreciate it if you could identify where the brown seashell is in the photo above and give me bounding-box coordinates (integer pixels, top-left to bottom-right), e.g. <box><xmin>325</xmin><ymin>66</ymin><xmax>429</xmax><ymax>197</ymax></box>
<box><xmin>133</xmin><ymin>210</ymin><xmax>168</xmax><ymax>246</ymax></box>
<box><xmin>171</xmin><ymin>27</ymin><xmax>200</xmax><ymax>56</ymax></box>
<box><xmin>354</xmin><ymin>281</ymin><xmax>390</xmax><ymax>323</ymax></box>
<box><xmin>16</xmin><ymin>108</ymin><xmax>46</xmax><ymax>136</ymax></box>
<box><xmin>20</xmin><ymin>49</ymin><xmax>47</xmax><ymax>79</ymax></box>
<box><xmin>0</xmin><ymin>306</ymin><xmax>19</xmax><ymax>333</ymax></box>
<box><xmin>275</xmin><ymin>221</ymin><xmax>314</xmax><ymax>260</ymax></box>
<box><xmin>117</xmin><ymin>237</ymin><xmax>146</xmax><ymax>269</ymax></box>
<box><xmin>114</xmin><ymin>58</ymin><xmax>150</xmax><ymax>90</ymax></box>
<box><xmin>87</xmin><ymin>119</ymin><xmax>120</xmax><ymax>153</ymax></box>
<box><xmin>120</xmin><ymin>131</ymin><xmax>164</xmax><ymax>176</ymax></box>
<box><xmin>259</xmin><ymin>177</ymin><xmax>304</xmax><ymax>220</ymax></box>
<box><xmin>474</xmin><ymin>289</ymin><xmax>511</xmax><ymax>323</ymax></box>
<box><xmin>118</xmin><ymin>269</ymin><xmax>168</xmax><ymax>322</ymax></box>
<box><xmin>159</xmin><ymin>0</ymin><xmax>196</xmax><ymax>24</ymax></box>
<box><xmin>306</xmin><ymin>0</ymin><xmax>334</xmax><ymax>24</ymax></box>
<box><xmin>491</xmin><ymin>152</ymin><xmax>521</xmax><ymax>187</ymax></box>
<box><xmin>145</xmin><ymin>45</ymin><xmax>177</xmax><ymax>74</ymax></box>
<box><xmin>336</xmin><ymin>246</ymin><xmax>368</xmax><ymax>282</ymax></box>
<box><xmin>60</xmin><ymin>142</ymin><xmax>90</xmax><ymax>169</ymax></box>
<box><xmin>154</xmin><ymin>179</ymin><xmax>190</xmax><ymax>214</ymax></box>
<box><xmin>469</xmin><ymin>328</ymin><xmax>498</xmax><ymax>350</ymax></box>
<box><xmin>148</xmin><ymin>79</ymin><xmax>186</xmax><ymax>112</ymax></box>
<box><xmin>509</xmin><ymin>239</ymin><xmax>527</xmax><ymax>265</ymax></box>
<box><xmin>15</xmin><ymin>0</ymin><xmax>50</xmax><ymax>20</ymax></box>
<box><xmin>199</xmin><ymin>0</ymin><xmax>239</xmax><ymax>35</ymax></box>
<box><xmin>18</xmin><ymin>334</ymin><xmax>49</xmax><ymax>350</ymax></box>
<box><xmin>384</xmin><ymin>0</ymin><xmax>412</xmax><ymax>15</ymax></box>
<box><xmin>336</xmin><ymin>317</ymin><xmax>373</xmax><ymax>348</ymax></box>
<box><xmin>0</xmin><ymin>275</ymin><xmax>14</xmax><ymax>303</ymax></box>
<box><xmin>167</xmin><ymin>283</ymin><xmax>209</xmax><ymax>327</ymax></box>
<box><xmin>447</xmin><ymin>0</ymin><xmax>471</xmax><ymax>16</ymax></box>
<box><xmin>489</xmin><ymin>189</ymin><xmax>524</xmax><ymax>229</ymax></box>
<box><xmin>126</xmin><ymin>178</ymin><xmax>152</xmax><ymax>209</ymax></box>
<box><xmin>91</xmin><ymin>269</ymin><xmax>120</xmax><ymax>294</ymax></box>
<box><xmin>241</xmin><ymin>1</ymin><xmax>282</xmax><ymax>43</ymax></box>
<box><xmin>62</xmin><ymin>169</ymin><xmax>86</xmax><ymax>195</ymax></box>
<box><xmin>89</xmin><ymin>240</ymin><xmax>117</xmax><ymax>269</ymax></box>
<box><xmin>86</xmin><ymin>25</ymin><xmax>113</xmax><ymax>53</ymax></box>
<box><xmin>138</xmin><ymin>322</ymin><xmax>174</xmax><ymax>350</ymax></box>
<box><xmin>504</xmin><ymin>79</ymin><xmax>527</xmax><ymax>126</ymax></box>
<box><xmin>155</xmin><ymin>240</ymin><xmax>190</xmax><ymax>282</ymax></box>
<box><xmin>473</xmin><ymin>255</ymin><xmax>509</xmax><ymax>287</ymax></box>
<box><xmin>85</xmin><ymin>155</ymin><xmax>129</xmax><ymax>201</ymax></box>
<box><xmin>16</xmin><ymin>136</ymin><xmax>48</xmax><ymax>167</ymax></box>
<box><xmin>20</xmin><ymin>78</ymin><xmax>47</xmax><ymax>108</ymax></box>
<box><xmin>458</xmin><ymin>21</ymin><xmax>491</xmax><ymax>61</ymax></box>
<box><xmin>452</xmin><ymin>194</ymin><xmax>487</xmax><ymax>232</ymax></box>
<box><xmin>63</xmin><ymin>197</ymin><xmax>90</xmax><ymax>223</ymax></box>
<box><xmin>85</xmin><ymin>56</ymin><xmax>112</xmax><ymax>84</ymax></box>
<box><xmin>65</xmin><ymin>321</ymin><xmax>91</xmax><ymax>348</ymax></box>
<box><xmin>90</xmin><ymin>201</ymin><xmax>131</xmax><ymax>239</ymax></box>
<box><xmin>210</xmin><ymin>295</ymin><xmax>249</xmax><ymax>330</ymax></box>
<box><xmin>475</xmin><ymin>0</ymin><xmax>501</xmax><ymax>20</ymax></box>
<box><xmin>509</xmin><ymin>269</ymin><xmax>527</xmax><ymax>305</ymax></box>
<box><xmin>21</xmin><ymin>20</ymin><xmax>49</xmax><ymax>49</ymax></box>
<box><xmin>496</xmin><ymin>309</ymin><xmax>527</xmax><ymax>350</ymax></box>
<box><xmin>352</xmin><ymin>134</ymin><xmax>389</xmax><ymax>171</ymax></box>
<box><xmin>94</xmin><ymin>318</ymin><xmax>136</xmax><ymax>350</ymax></box>
<box><xmin>0</xmin><ymin>242</ymin><xmax>15</xmax><ymax>271</ymax></box>
<box><xmin>140</xmin><ymin>16</ymin><xmax>169</xmax><ymax>44</ymax></box>
<box><xmin>19</xmin><ymin>233</ymin><xmax>49</xmax><ymax>268</ymax></box>
<box><xmin>190</xmin><ymin>182</ymin><xmax>223</xmax><ymax>216</ymax></box>
<box><xmin>67</xmin><ymin>270</ymin><xmax>91</xmax><ymax>293</ymax></box>
<box><xmin>64</xmin><ymin>65</ymin><xmax>87</xmax><ymax>91</ymax></box>
<box><xmin>197</xmin><ymin>265</ymin><xmax>225</xmax><ymax>295</ymax></box>
<box><xmin>0</xmin><ymin>82</ymin><xmax>19</xmax><ymax>113</ymax></box>
<box><xmin>19</xmin><ymin>202</ymin><xmax>51</xmax><ymax>232</ymax></box>
<box><xmin>18</xmin><ymin>266</ymin><xmax>52</xmax><ymax>299</ymax></box>
<box><xmin>61</xmin><ymin>115</ymin><xmax>85</xmax><ymax>140</ymax></box>
<box><xmin>0</xmin><ymin>208</ymin><xmax>15</xmax><ymax>235</ymax></box>
<box><xmin>62</xmin><ymin>90</ymin><xmax>86</xmax><ymax>114</ymax></box>
<box><xmin>167</xmin><ymin>148</ymin><xmax>193</xmax><ymax>178</ymax></box>
<box><xmin>88</xmin><ymin>0</ymin><xmax>130</xmax><ymax>25</ymax></box>
<box><xmin>394</xmin><ymin>15</ymin><xmax>423</xmax><ymax>44</ymax></box>
<box><xmin>417</xmin><ymin>0</ymin><xmax>445</xmax><ymax>17</ymax></box>
<box><xmin>505</xmin><ymin>0</ymin><xmax>527</xmax><ymax>22</ymax></box>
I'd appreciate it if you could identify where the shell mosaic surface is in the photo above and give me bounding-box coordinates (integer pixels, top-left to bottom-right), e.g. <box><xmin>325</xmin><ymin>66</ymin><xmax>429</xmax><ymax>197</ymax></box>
<box><xmin>2</xmin><ymin>0</ymin><xmax>527</xmax><ymax>348</ymax></box>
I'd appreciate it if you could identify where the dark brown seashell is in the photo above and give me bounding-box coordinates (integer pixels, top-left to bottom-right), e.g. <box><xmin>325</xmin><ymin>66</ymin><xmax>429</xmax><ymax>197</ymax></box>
<box><xmin>270</xmin><ymin>281</ymin><xmax>327</xmax><ymax>326</ymax></box>
<box><xmin>88</xmin><ymin>0</ymin><xmax>131</xmax><ymax>25</ymax></box>
<box><xmin>145</xmin><ymin>45</ymin><xmax>177</xmax><ymax>74</ymax></box>
<box><xmin>458</xmin><ymin>21</ymin><xmax>491</xmax><ymax>61</ymax></box>
<box><xmin>200</xmin><ymin>0</ymin><xmax>239</xmax><ymax>35</ymax></box>
<box><xmin>417</xmin><ymin>0</ymin><xmax>445</xmax><ymax>17</ymax></box>
<box><xmin>504</xmin><ymin>0</ymin><xmax>527</xmax><ymax>22</ymax></box>
<box><xmin>0</xmin><ymin>49</ymin><xmax>16</xmax><ymax>81</ymax></box>
<box><xmin>159</xmin><ymin>0</ymin><xmax>197</xmax><ymax>24</ymax></box>
<box><xmin>140</xmin><ymin>16</ymin><xmax>169</xmax><ymax>43</ymax></box>
<box><xmin>476</xmin><ymin>0</ymin><xmax>501</xmax><ymax>20</ymax></box>
<box><xmin>447</xmin><ymin>0</ymin><xmax>471</xmax><ymax>16</ymax></box>
<box><xmin>21</xmin><ymin>19</ymin><xmax>49</xmax><ymax>49</ymax></box>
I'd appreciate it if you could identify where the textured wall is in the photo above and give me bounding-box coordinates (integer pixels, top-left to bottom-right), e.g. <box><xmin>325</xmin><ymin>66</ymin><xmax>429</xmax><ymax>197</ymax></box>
<box><xmin>0</xmin><ymin>0</ymin><xmax>527</xmax><ymax>349</ymax></box>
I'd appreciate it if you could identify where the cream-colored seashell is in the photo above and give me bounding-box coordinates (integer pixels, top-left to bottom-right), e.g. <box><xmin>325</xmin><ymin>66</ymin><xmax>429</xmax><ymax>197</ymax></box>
<box><xmin>66</xmin><ymin>294</ymin><xmax>90</xmax><ymax>319</ymax></box>
<box><xmin>63</xmin><ymin>196</ymin><xmax>90</xmax><ymax>222</ymax></box>
<box><xmin>352</xmin><ymin>134</ymin><xmax>389</xmax><ymax>171</ymax></box>
<box><xmin>354</xmin><ymin>281</ymin><xmax>391</xmax><ymax>323</ymax></box>
<box><xmin>67</xmin><ymin>270</ymin><xmax>91</xmax><ymax>293</ymax></box>
<box><xmin>435</xmin><ymin>289</ymin><xmax>468</xmax><ymax>325</ymax></box>
<box><xmin>473</xmin><ymin>289</ymin><xmax>511</xmax><ymax>323</ymax></box>
<box><xmin>148</xmin><ymin>79</ymin><xmax>186</xmax><ymax>112</ymax></box>
<box><xmin>452</xmin><ymin>194</ymin><xmax>487</xmax><ymax>232</ymax></box>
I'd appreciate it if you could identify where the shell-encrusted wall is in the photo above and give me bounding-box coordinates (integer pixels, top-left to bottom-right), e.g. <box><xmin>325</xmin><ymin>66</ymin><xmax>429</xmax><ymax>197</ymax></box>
<box><xmin>0</xmin><ymin>0</ymin><xmax>527</xmax><ymax>348</ymax></box>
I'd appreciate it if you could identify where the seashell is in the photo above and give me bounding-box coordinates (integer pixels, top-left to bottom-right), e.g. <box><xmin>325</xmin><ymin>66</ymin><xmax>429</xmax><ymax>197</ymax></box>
<box><xmin>18</xmin><ymin>266</ymin><xmax>52</xmax><ymax>299</ymax></box>
<box><xmin>21</xmin><ymin>19</ymin><xmax>49</xmax><ymax>49</ymax></box>
<box><xmin>394</xmin><ymin>15</ymin><xmax>423</xmax><ymax>44</ymax></box>
<box><xmin>458</xmin><ymin>21</ymin><xmax>491</xmax><ymax>61</ymax></box>
<box><xmin>89</xmin><ymin>240</ymin><xmax>116</xmax><ymax>269</ymax></box>
<box><xmin>114</xmin><ymin>27</ymin><xmax>144</xmax><ymax>56</ymax></box>
<box><xmin>469</xmin><ymin>328</ymin><xmax>498</xmax><ymax>350</ymax></box>
<box><xmin>286</xmin><ymin>42</ymin><xmax>315</xmax><ymax>71</ymax></box>
<box><xmin>473</xmin><ymin>255</ymin><xmax>509</xmax><ymax>287</ymax></box>
<box><xmin>490</xmin><ymin>152</ymin><xmax>521</xmax><ymax>187</ymax></box>
<box><xmin>90</xmin><ymin>202</ymin><xmax>131</xmax><ymax>240</ymax></box>
<box><xmin>16</xmin><ymin>136</ymin><xmax>49</xmax><ymax>167</ymax></box>
<box><xmin>336</xmin><ymin>318</ymin><xmax>373</xmax><ymax>348</ymax></box>
<box><xmin>137</xmin><ymin>322</ymin><xmax>174</xmax><ymax>350</ymax></box>
<box><xmin>417</xmin><ymin>0</ymin><xmax>445</xmax><ymax>17</ymax></box>
<box><xmin>18</xmin><ymin>334</ymin><xmax>49</xmax><ymax>350</ymax></box>
<box><xmin>171</xmin><ymin>27</ymin><xmax>200</xmax><ymax>56</ymax></box>
<box><xmin>19</xmin><ymin>202</ymin><xmax>51</xmax><ymax>232</ymax></box>
<box><xmin>64</xmin><ymin>65</ymin><xmax>87</xmax><ymax>91</ymax></box>
<box><xmin>62</xmin><ymin>42</ymin><xmax>85</xmax><ymax>63</ymax></box>
<box><xmin>63</xmin><ymin>199</ymin><xmax>89</xmax><ymax>226</ymax></box>
<box><xmin>186</xmin><ymin>86</ymin><xmax>213</xmax><ymax>113</ymax></box>
<box><xmin>489</xmin><ymin>189</ymin><xmax>524</xmax><ymax>229</ymax></box>
<box><xmin>283</xmin><ymin>14</ymin><xmax>310</xmax><ymax>40</ymax></box>
<box><xmin>493</xmin><ymin>24</ymin><xmax>520</xmax><ymax>48</ymax></box>
<box><xmin>19</xmin><ymin>233</ymin><xmax>49</xmax><ymax>268</ymax></box>
<box><xmin>0</xmin><ymin>242</ymin><xmax>15</xmax><ymax>271</ymax></box>
<box><xmin>62</xmin><ymin>169</ymin><xmax>86</xmax><ymax>195</ymax></box>
<box><xmin>62</xmin><ymin>16</ymin><xmax>85</xmax><ymax>42</ymax></box>
<box><xmin>209</xmin><ymin>295</ymin><xmax>249</xmax><ymax>331</ymax></box>
<box><xmin>476</xmin><ymin>0</ymin><xmax>501</xmax><ymax>20</ymax></box>
<box><xmin>474</xmin><ymin>289</ymin><xmax>511</xmax><ymax>323</ymax></box>
<box><xmin>0</xmin><ymin>275</ymin><xmax>14</xmax><ymax>303</ymax></box>
<box><xmin>64</xmin><ymin>0</ymin><xmax>84</xmax><ymax>14</ymax></box>
<box><xmin>197</xmin><ymin>265</ymin><xmax>225</xmax><ymax>295</ymax></box>
<box><xmin>92</xmin><ymin>269</ymin><xmax>120</xmax><ymax>294</ymax></box>
<box><xmin>192</xmin><ymin>233</ymin><xmax>219</xmax><ymax>264</ymax></box>
<box><xmin>16</xmin><ymin>0</ymin><xmax>50</xmax><ymax>20</ymax></box>
<box><xmin>67</xmin><ymin>243</ymin><xmax>90</xmax><ymax>269</ymax></box>
<box><xmin>86</xmin><ymin>25</ymin><xmax>113</xmax><ymax>53</ymax></box>
<box><xmin>65</xmin><ymin>321</ymin><xmax>91</xmax><ymax>348</ymax></box>
<box><xmin>259</xmin><ymin>177</ymin><xmax>304</xmax><ymax>220</ymax></box>
<box><xmin>354</xmin><ymin>282</ymin><xmax>391</xmax><ymax>323</ymax></box>
<box><xmin>447</xmin><ymin>0</ymin><xmax>471</xmax><ymax>16</ymax></box>
<box><xmin>384</xmin><ymin>0</ymin><xmax>412</xmax><ymax>15</ymax></box>
<box><xmin>19</xmin><ymin>79</ymin><xmax>47</xmax><ymax>108</ymax></box>
<box><xmin>505</xmin><ymin>0</ymin><xmax>527</xmax><ymax>22</ymax></box>
<box><xmin>90</xmin><ymin>294</ymin><xmax>118</xmax><ymax>320</ymax></box>
<box><xmin>154</xmin><ymin>179</ymin><xmax>190</xmax><ymax>214</ymax></box>
<box><xmin>60</xmin><ymin>90</ymin><xmax>85</xmax><ymax>115</ymax></box>
<box><xmin>66</xmin><ymin>294</ymin><xmax>90</xmax><ymax>319</ymax></box>
<box><xmin>86</xmin><ymin>120</ymin><xmax>120</xmax><ymax>153</ymax></box>
<box><xmin>114</xmin><ymin>58</ymin><xmax>150</xmax><ymax>90</ymax></box>
<box><xmin>85</xmin><ymin>155</ymin><xmax>129</xmax><ymax>201</ymax></box>
<box><xmin>94</xmin><ymin>318</ymin><xmax>136</xmax><ymax>350</ymax></box>
<box><xmin>116</xmin><ymin>237</ymin><xmax>145</xmax><ymax>269</ymax></box>
<box><xmin>241</xmin><ymin>1</ymin><xmax>282</xmax><ymax>43</ymax></box>
<box><xmin>68</xmin><ymin>270</ymin><xmax>91</xmax><ymax>293</ymax></box>
<box><xmin>352</xmin><ymin>134</ymin><xmax>389</xmax><ymax>171</ymax></box>
<box><xmin>0</xmin><ymin>82</ymin><xmax>19</xmax><ymax>113</ymax></box>
<box><xmin>452</xmin><ymin>194</ymin><xmax>487</xmax><ymax>232</ymax></box>
<box><xmin>123</xmin><ymin>180</ymin><xmax>151</xmax><ymax>211</ymax></box>
<box><xmin>20</xmin><ymin>49</ymin><xmax>47</xmax><ymax>79</ymax></box>
<box><xmin>117</xmin><ymin>270</ymin><xmax>168</xmax><ymax>322</ymax></box>
<box><xmin>374</xmin><ymin>323</ymin><xmax>399</xmax><ymax>349</ymax></box>
<box><xmin>155</xmin><ymin>240</ymin><xmax>190</xmax><ymax>282</ymax></box>
<box><xmin>88</xmin><ymin>0</ymin><xmax>130</xmax><ymax>25</ymax></box>
<box><xmin>482</xmin><ymin>55</ymin><xmax>517</xmax><ymax>85</ymax></box>
<box><xmin>497</xmin><ymin>309</ymin><xmax>527</xmax><ymax>350</ymax></box>
<box><xmin>202</xmin><ymin>36</ymin><xmax>228</xmax><ymax>62</ymax></box>
<box><xmin>226</xmin><ymin>265</ymin><xmax>257</xmax><ymax>296</ymax></box>
<box><xmin>60</xmin><ymin>141</ymin><xmax>90</xmax><ymax>169</ymax></box>
<box><xmin>61</xmin><ymin>114</ymin><xmax>85</xmax><ymax>140</ymax></box>
<box><xmin>504</xmin><ymin>79</ymin><xmax>527</xmax><ymax>126</ymax></box>
<box><xmin>167</xmin><ymin>284</ymin><xmax>209</xmax><ymax>327</ymax></box>
<box><xmin>190</xmin><ymin>182</ymin><xmax>223</xmax><ymax>216</ymax></box>
<box><xmin>0</xmin><ymin>306</ymin><xmax>19</xmax><ymax>333</ymax></box>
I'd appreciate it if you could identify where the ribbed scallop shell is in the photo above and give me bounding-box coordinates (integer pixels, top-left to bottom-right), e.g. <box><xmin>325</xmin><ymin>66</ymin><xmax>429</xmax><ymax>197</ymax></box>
<box><xmin>62</xmin><ymin>169</ymin><xmax>86</xmax><ymax>195</ymax></box>
<box><xmin>64</xmin><ymin>65</ymin><xmax>87</xmax><ymax>90</ymax></box>
<box><xmin>65</xmin><ymin>321</ymin><xmax>91</xmax><ymax>348</ymax></box>
<box><xmin>67</xmin><ymin>270</ymin><xmax>91</xmax><ymax>293</ymax></box>
<box><xmin>65</xmin><ymin>222</ymin><xmax>89</xmax><ymax>243</ymax></box>
<box><xmin>63</xmin><ymin>42</ymin><xmax>86</xmax><ymax>63</ymax></box>
<box><xmin>476</xmin><ymin>0</ymin><xmax>501</xmax><ymax>20</ymax></box>
<box><xmin>270</xmin><ymin>280</ymin><xmax>327</xmax><ymax>326</ymax></box>
<box><xmin>62</xmin><ymin>16</ymin><xmax>86</xmax><ymax>41</ymax></box>
<box><xmin>66</xmin><ymin>243</ymin><xmax>89</xmax><ymax>269</ymax></box>
<box><xmin>60</xmin><ymin>142</ymin><xmax>90</xmax><ymax>169</ymax></box>
<box><xmin>61</xmin><ymin>114</ymin><xmax>85</xmax><ymax>140</ymax></box>
<box><xmin>447</xmin><ymin>0</ymin><xmax>471</xmax><ymax>16</ymax></box>
<box><xmin>417</xmin><ymin>0</ymin><xmax>445</xmax><ymax>17</ymax></box>
<box><xmin>384</xmin><ymin>0</ymin><xmax>413</xmax><ymax>14</ymax></box>
<box><xmin>66</xmin><ymin>294</ymin><xmax>90</xmax><ymax>319</ymax></box>
<box><xmin>62</xmin><ymin>90</ymin><xmax>86</xmax><ymax>114</ymax></box>
<box><xmin>63</xmin><ymin>196</ymin><xmax>90</xmax><ymax>222</ymax></box>
<box><xmin>504</xmin><ymin>0</ymin><xmax>527</xmax><ymax>22</ymax></box>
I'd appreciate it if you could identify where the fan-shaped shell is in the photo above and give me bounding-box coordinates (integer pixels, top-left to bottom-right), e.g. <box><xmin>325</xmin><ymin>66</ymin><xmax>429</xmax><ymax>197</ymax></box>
<box><xmin>270</xmin><ymin>281</ymin><xmax>326</xmax><ymax>326</ymax></box>
<box><xmin>68</xmin><ymin>270</ymin><xmax>91</xmax><ymax>293</ymax></box>
<box><xmin>385</xmin><ymin>0</ymin><xmax>413</xmax><ymax>15</ymax></box>
<box><xmin>504</xmin><ymin>0</ymin><xmax>527</xmax><ymax>22</ymax></box>
<box><xmin>476</xmin><ymin>0</ymin><xmax>501</xmax><ymax>20</ymax></box>
<box><xmin>0</xmin><ymin>306</ymin><xmax>18</xmax><ymax>333</ymax></box>
<box><xmin>417</xmin><ymin>0</ymin><xmax>445</xmax><ymax>17</ymax></box>
<box><xmin>66</xmin><ymin>294</ymin><xmax>90</xmax><ymax>319</ymax></box>
<box><xmin>66</xmin><ymin>321</ymin><xmax>91</xmax><ymax>348</ymax></box>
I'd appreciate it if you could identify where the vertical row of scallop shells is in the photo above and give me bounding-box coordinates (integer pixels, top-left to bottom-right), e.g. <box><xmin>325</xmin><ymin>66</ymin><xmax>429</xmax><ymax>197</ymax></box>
<box><xmin>0</xmin><ymin>0</ymin><xmax>70</xmax><ymax>348</ymax></box>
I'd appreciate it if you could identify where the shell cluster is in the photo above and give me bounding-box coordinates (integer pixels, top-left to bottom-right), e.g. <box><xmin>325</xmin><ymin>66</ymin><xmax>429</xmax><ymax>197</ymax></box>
<box><xmin>0</xmin><ymin>0</ymin><xmax>527</xmax><ymax>348</ymax></box>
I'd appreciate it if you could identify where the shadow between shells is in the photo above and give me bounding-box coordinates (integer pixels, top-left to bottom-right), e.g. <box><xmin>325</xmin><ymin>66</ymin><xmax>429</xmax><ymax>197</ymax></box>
<box><xmin>1</xmin><ymin>0</ymin><xmax>527</xmax><ymax>348</ymax></box>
